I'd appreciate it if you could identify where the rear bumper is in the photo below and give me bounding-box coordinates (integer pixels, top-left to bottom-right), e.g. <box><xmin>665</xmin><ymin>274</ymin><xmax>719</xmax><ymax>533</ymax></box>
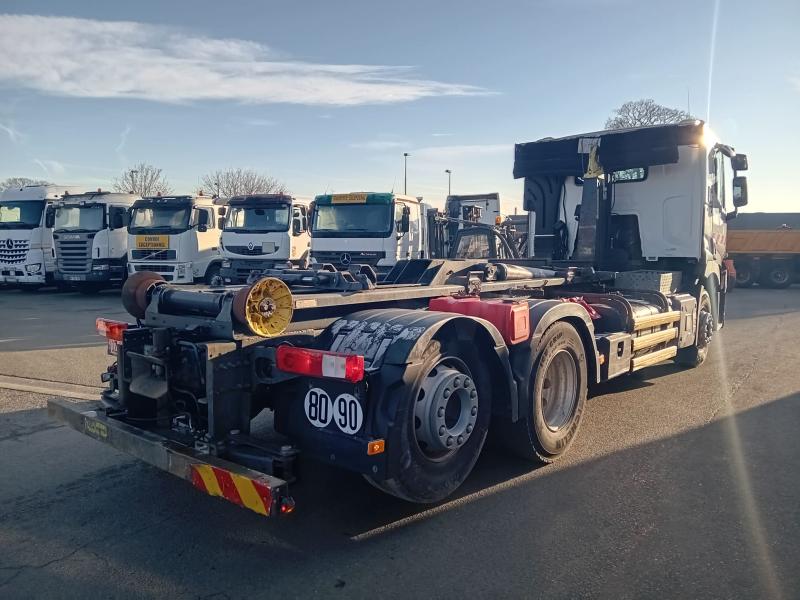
<box><xmin>47</xmin><ymin>398</ymin><xmax>294</xmax><ymax>517</ymax></box>
<box><xmin>128</xmin><ymin>261</ymin><xmax>194</xmax><ymax>284</ymax></box>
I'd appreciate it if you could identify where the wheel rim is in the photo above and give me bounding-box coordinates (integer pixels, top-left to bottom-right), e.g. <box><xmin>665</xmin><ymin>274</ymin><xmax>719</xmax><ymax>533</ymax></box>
<box><xmin>697</xmin><ymin>298</ymin><xmax>714</xmax><ymax>349</ymax></box>
<box><xmin>414</xmin><ymin>358</ymin><xmax>478</xmax><ymax>460</ymax></box>
<box><xmin>771</xmin><ymin>269</ymin><xmax>789</xmax><ymax>285</ymax></box>
<box><xmin>541</xmin><ymin>350</ymin><xmax>578</xmax><ymax>432</ymax></box>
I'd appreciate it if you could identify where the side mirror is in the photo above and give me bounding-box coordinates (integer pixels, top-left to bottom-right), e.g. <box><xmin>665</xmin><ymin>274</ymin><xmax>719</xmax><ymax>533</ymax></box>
<box><xmin>292</xmin><ymin>218</ymin><xmax>304</xmax><ymax>236</ymax></box>
<box><xmin>195</xmin><ymin>209</ymin><xmax>210</xmax><ymax>232</ymax></box>
<box><xmin>731</xmin><ymin>154</ymin><xmax>748</xmax><ymax>172</ymax></box>
<box><xmin>399</xmin><ymin>206</ymin><xmax>411</xmax><ymax>233</ymax></box>
<box><xmin>217</xmin><ymin>217</ymin><xmax>225</xmax><ymax>230</ymax></box>
<box><xmin>109</xmin><ymin>207</ymin><xmax>126</xmax><ymax>230</ymax></box>
<box><xmin>217</xmin><ymin>206</ymin><xmax>227</xmax><ymax>216</ymax></box>
<box><xmin>732</xmin><ymin>176</ymin><xmax>748</xmax><ymax>208</ymax></box>
<box><xmin>45</xmin><ymin>206</ymin><xmax>55</xmax><ymax>228</ymax></box>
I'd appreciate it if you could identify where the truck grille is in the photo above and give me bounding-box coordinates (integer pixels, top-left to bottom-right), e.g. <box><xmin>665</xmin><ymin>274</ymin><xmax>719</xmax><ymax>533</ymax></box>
<box><xmin>0</xmin><ymin>239</ymin><xmax>29</xmax><ymax>265</ymax></box>
<box><xmin>225</xmin><ymin>245</ymin><xmax>270</xmax><ymax>256</ymax></box>
<box><xmin>55</xmin><ymin>234</ymin><xmax>93</xmax><ymax>273</ymax></box>
<box><xmin>133</xmin><ymin>263</ymin><xmax>175</xmax><ymax>281</ymax></box>
<box><xmin>312</xmin><ymin>250</ymin><xmax>385</xmax><ymax>268</ymax></box>
<box><xmin>130</xmin><ymin>249</ymin><xmax>177</xmax><ymax>260</ymax></box>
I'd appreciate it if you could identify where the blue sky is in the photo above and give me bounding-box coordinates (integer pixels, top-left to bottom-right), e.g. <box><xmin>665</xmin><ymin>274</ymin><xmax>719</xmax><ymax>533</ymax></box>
<box><xmin>0</xmin><ymin>0</ymin><xmax>797</xmax><ymax>212</ymax></box>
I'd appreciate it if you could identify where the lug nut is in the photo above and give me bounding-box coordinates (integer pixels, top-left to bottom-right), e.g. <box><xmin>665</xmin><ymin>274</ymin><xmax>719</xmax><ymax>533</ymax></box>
<box><xmin>471</xmin><ymin>406</ymin><xmax>477</xmax><ymax>416</ymax></box>
<box><xmin>439</xmin><ymin>426</ymin><xmax>446</xmax><ymax>436</ymax></box>
<box><xmin>446</xmin><ymin>436</ymin><xmax>454</xmax><ymax>447</ymax></box>
<box><xmin>466</xmin><ymin>424</ymin><xmax>473</xmax><ymax>433</ymax></box>
<box><xmin>470</xmin><ymin>390</ymin><xmax>477</xmax><ymax>399</ymax></box>
<box><xmin>443</xmin><ymin>388</ymin><xmax>451</xmax><ymax>398</ymax></box>
<box><xmin>438</xmin><ymin>406</ymin><xmax>445</xmax><ymax>417</ymax></box>
<box><xmin>464</xmin><ymin>378</ymin><xmax>471</xmax><ymax>388</ymax></box>
<box><xmin>457</xmin><ymin>435</ymin><xmax>464</xmax><ymax>445</ymax></box>
<box><xmin>453</xmin><ymin>377</ymin><xmax>461</xmax><ymax>387</ymax></box>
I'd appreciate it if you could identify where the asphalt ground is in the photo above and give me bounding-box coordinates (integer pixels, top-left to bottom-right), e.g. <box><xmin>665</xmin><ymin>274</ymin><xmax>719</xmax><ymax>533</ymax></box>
<box><xmin>0</xmin><ymin>286</ymin><xmax>798</xmax><ymax>599</ymax></box>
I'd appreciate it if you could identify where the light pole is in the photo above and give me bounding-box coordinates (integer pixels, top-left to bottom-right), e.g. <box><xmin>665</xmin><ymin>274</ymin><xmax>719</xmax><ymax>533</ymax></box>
<box><xmin>403</xmin><ymin>153</ymin><xmax>410</xmax><ymax>195</ymax></box>
<box><xmin>445</xmin><ymin>169</ymin><xmax>452</xmax><ymax>197</ymax></box>
<box><xmin>130</xmin><ymin>169</ymin><xmax>139</xmax><ymax>194</ymax></box>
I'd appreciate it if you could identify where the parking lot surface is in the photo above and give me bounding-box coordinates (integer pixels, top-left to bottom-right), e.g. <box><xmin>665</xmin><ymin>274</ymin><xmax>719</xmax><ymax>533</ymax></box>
<box><xmin>0</xmin><ymin>287</ymin><xmax>798</xmax><ymax>599</ymax></box>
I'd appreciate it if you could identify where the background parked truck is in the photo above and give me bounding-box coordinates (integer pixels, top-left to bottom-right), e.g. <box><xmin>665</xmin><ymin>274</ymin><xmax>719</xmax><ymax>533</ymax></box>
<box><xmin>219</xmin><ymin>194</ymin><xmax>310</xmax><ymax>284</ymax></box>
<box><xmin>51</xmin><ymin>121</ymin><xmax>751</xmax><ymax>518</ymax></box>
<box><xmin>0</xmin><ymin>184</ymin><xmax>86</xmax><ymax>288</ymax></box>
<box><xmin>126</xmin><ymin>194</ymin><xmax>223</xmax><ymax>284</ymax></box>
<box><xmin>49</xmin><ymin>191</ymin><xmax>140</xmax><ymax>293</ymax></box>
<box><xmin>727</xmin><ymin>212</ymin><xmax>800</xmax><ymax>288</ymax></box>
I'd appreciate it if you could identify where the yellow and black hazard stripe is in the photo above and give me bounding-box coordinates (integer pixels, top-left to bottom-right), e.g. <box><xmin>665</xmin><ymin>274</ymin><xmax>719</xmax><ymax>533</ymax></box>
<box><xmin>191</xmin><ymin>464</ymin><xmax>274</xmax><ymax>516</ymax></box>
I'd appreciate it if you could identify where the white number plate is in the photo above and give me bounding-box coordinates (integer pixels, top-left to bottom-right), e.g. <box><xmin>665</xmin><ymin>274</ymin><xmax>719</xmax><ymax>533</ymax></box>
<box><xmin>65</xmin><ymin>274</ymin><xmax>85</xmax><ymax>281</ymax></box>
<box><xmin>107</xmin><ymin>340</ymin><xmax>119</xmax><ymax>356</ymax></box>
<box><xmin>304</xmin><ymin>387</ymin><xmax>363</xmax><ymax>435</ymax></box>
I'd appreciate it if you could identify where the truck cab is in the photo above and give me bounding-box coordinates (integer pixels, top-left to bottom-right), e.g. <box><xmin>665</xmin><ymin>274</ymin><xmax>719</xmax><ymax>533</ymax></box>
<box><xmin>310</xmin><ymin>192</ymin><xmax>430</xmax><ymax>274</ymax></box>
<box><xmin>0</xmin><ymin>184</ymin><xmax>86</xmax><ymax>288</ymax></box>
<box><xmin>49</xmin><ymin>191</ymin><xmax>139</xmax><ymax>292</ymax></box>
<box><xmin>219</xmin><ymin>194</ymin><xmax>310</xmax><ymax>285</ymax></box>
<box><xmin>126</xmin><ymin>194</ymin><xmax>222</xmax><ymax>284</ymax></box>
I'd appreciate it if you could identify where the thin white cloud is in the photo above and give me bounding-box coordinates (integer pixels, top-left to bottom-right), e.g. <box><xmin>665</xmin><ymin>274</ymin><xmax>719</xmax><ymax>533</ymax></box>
<box><xmin>431</xmin><ymin>133</ymin><xmax>453</xmax><ymax>137</ymax></box>
<box><xmin>791</xmin><ymin>76</ymin><xmax>800</xmax><ymax>93</ymax></box>
<box><xmin>349</xmin><ymin>140</ymin><xmax>408</xmax><ymax>150</ymax></box>
<box><xmin>413</xmin><ymin>144</ymin><xmax>510</xmax><ymax>160</ymax></box>
<box><xmin>115</xmin><ymin>124</ymin><xmax>132</xmax><ymax>162</ymax></box>
<box><xmin>244</xmin><ymin>118</ymin><xmax>278</xmax><ymax>127</ymax></box>
<box><xmin>33</xmin><ymin>158</ymin><xmax>66</xmax><ymax>176</ymax></box>
<box><xmin>0</xmin><ymin>121</ymin><xmax>23</xmax><ymax>143</ymax></box>
<box><xmin>0</xmin><ymin>15</ymin><xmax>489</xmax><ymax>106</ymax></box>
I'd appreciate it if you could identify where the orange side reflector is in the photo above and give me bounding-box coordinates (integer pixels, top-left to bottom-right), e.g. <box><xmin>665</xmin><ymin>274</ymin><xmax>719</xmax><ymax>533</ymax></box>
<box><xmin>367</xmin><ymin>439</ymin><xmax>385</xmax><ymax>455</ymax></box>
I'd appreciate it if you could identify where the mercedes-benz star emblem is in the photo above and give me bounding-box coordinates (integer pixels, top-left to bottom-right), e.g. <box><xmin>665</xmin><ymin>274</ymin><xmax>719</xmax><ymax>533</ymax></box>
<box><xmin>340</xmin><ymin>252</ymin><xmax>351</xmax><ymax>266</ymax></box>
<box><xmin>4</xmin><ymin>239</ymin><xmax>13</xmax><ymax>250</ymax></box>
<box><xmin>247</xmin><ymin>241</ymin><xmax>255</xmax><ymax>251</ymax></box>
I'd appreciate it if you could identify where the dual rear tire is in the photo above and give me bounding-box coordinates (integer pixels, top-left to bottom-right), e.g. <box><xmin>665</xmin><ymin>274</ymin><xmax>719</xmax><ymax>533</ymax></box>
<box><xmin>367</xmin><ymin>322</ymin><xmax>588</xmax><ymax>503</ymax></box>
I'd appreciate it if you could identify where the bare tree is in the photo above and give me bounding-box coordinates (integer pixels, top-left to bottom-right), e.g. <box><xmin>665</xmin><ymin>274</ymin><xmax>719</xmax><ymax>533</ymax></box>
<box><xmin>201</xmin><ymin>168</ymin><xmax>287</xmax><ymax>198</ymax></box>
<box><xmin>112</xmin><ymin>163</ymin><xmax>173</xmax><ymax>196</ymax></box>
<box><xmin>605</xmin><ymin>99</ymin><xmax>695</xmax><ymax>130</ymax></box>
<box><xmin>0</xmin><ymin>177</ymin><xmax>52</xmax><ymax>192</ymax></box>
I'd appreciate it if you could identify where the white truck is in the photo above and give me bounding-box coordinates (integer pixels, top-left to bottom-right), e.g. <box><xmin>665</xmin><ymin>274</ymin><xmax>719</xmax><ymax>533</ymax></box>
<box><xmin>49</xmin><ymin>191</ymin><xmax>140</xmax><ymax>293</ymax></box>
<box><xmin>310</xmin><ymin>192</ymin><xmax>432</xmax><ymax>275</ymax></box>
<box><xmin>219</xmin><ymin>194</ymin><xmax>311</xmax><ymax>285</ymax></box>
<box><xmin>0</xmin><ymin>184</ymin><xmax>86</xmax><ymax>288</ymax></box>
<box><xmin>126</xmin><ymin>194</ymin><xmax>222</xmax><ymax>284</ymax></box>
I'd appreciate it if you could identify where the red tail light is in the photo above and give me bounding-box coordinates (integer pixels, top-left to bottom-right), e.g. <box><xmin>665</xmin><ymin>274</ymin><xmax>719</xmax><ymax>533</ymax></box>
<box><xmin>96</xmin><ymin>318</ymin><xmax>129</xmax><ymax>343</ymax></box>
<box><xmin>276</xmin><ymin>346</ymin><xmax>365</xmax><ymax>383</ymax></box>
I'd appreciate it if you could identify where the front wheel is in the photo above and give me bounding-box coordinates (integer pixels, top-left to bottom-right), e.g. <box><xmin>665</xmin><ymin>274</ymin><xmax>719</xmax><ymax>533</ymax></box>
<box><xmin>676</xmin><ymin>289</ymin><xmax>713</xmax><ymax>368</ymax></box>
<box><xmin>364</xmin><ymin>336</ymin><xmax>492</xmax><ymax>503</ymax></box>
<box><xmin>734</xmin><ymin>263</ymin><xmax>756</xmax><ymax>288</ymax></box>
<box><xmin>495</xmin><ymin>321</ymin><xmax>588</xmax><ymax>463</ymax></box>
<box><xmin>204</xmin><ymin>263</ymin><xmax>221</xmax><ymax>286</ymax></box>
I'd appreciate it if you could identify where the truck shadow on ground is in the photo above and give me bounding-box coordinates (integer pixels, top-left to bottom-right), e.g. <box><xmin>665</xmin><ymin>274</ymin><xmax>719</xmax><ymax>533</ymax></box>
<box><xmin>2</xmin><ymin>391</ymin><xmax>799</xmax><ymax>598</ymax></box>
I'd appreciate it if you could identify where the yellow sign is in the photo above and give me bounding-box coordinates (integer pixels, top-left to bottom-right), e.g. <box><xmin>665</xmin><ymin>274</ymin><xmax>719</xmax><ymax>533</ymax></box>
<box><xmin>85</xmin><ymin>420</ymin><xmax>108</xmax><ymax>439</ymax></box>
<box><xmin>136</xmin><ymin>235</ymin><xmax>169</xmax><ymax>249</ymax></box>
<box><xmin>331</xmin><ymin>192</ymin><xmax>368</xmax><ymax>204</ymax></box>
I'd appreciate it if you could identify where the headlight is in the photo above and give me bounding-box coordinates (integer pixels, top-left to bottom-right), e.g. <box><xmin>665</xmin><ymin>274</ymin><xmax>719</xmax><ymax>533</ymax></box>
<box><xmin>93</xmin><ymin>264</ymin><xmax>110</xmax><ymax>271</ymax></box>
<box><xmin>25</xmin><ymin>263</ymin><xmax>41</xmax><ymax>274</ymax></box>
<box><xmin>222</xmin><ymin>260</ymin><xmax>231</xmax><ymax>268</ymax></box>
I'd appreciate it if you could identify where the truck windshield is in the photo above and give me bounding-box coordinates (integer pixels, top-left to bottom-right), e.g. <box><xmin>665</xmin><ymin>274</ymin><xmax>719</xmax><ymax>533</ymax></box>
<box><xmin>0</xmin><ymin>200</ymin><xmax>45</xmax><ymax>230</ymax></box>
<box><xmin>225</xmin><ymin>204</ymin><xmax>290</xmax><ymax>233</ymax></box>
<box><xmin>129</xmin><ymin>205</ymin><xmax>191</xmax><ymax>233</ymax></box>
<box><xmin>54</xmin><ymin>205</ymin><xmax>104</xmax><ymax>231</ymax></box>
<box><xmin>312</xmin><ymin>203</ymin><xmax>393</xmax><ymax>238</ymax></box>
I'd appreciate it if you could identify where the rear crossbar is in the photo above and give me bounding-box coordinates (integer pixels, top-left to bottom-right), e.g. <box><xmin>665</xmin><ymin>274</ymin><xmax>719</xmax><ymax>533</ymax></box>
<box><xmin>47</xmin><ymin>398</ymin><xmax>293</xmax><ymax>517</ymax></box>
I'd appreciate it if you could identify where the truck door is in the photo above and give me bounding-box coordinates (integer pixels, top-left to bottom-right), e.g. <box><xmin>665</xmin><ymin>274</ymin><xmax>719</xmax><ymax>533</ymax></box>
<box><xmin>395</xmin><ymin>201</ymin><xmax>412</xmax><ymax>260</ymax></box>
<box><xmin>707</xmin><ymin>149</ymin><xmax>729</xmax><ymax>264</ymax></box>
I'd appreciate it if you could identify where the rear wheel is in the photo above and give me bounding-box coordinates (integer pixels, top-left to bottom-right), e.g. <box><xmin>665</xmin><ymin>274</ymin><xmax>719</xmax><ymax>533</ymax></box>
<box><xmin>495</xmin><ymin>321</ymin><xmax>587</xmax><ymax>463</ymax></box>
<box><xmin>762</xmin><ymin>263</ymin><xmax>792</xmax><ymax>289</ymax></box>
<box><xmin>204</xmin><ymin>263</ymin><xmax>222</xmax><ymax>286</ymax></box>
<box><xmin>364</xmin><ymin>336</ymin><xmax>491</xmax><ymax>503</ymax></box>
<box><xmin>734</xmin><ymin>262</ymin><xmax>756</xmax><ymax>288</ymax></box>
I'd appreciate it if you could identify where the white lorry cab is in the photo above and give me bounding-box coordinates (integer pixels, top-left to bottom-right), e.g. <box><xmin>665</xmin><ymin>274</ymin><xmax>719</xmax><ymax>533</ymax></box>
<box><xmin>0</xmin><ymin>184</ymin><xmax>86</xmax><ymax>288</ymax></box>
<box><xmin>126</xmin><ymin>194</ymin><xmax>222</xmax><ymax>284</ymax></box>
<box><xmin>310</xmin><ymin>192</ymin><xmax>431</xmax><ymax>275</ymax></box>
<box><xmin>219</xmin><ymin>194</ymin><xmax>311</xmax><ymax>284</ymax></box>
<box><xmin>49</xmin><ymin>190</ymin><xmax>140</xmax><ymax>292</ymax></box>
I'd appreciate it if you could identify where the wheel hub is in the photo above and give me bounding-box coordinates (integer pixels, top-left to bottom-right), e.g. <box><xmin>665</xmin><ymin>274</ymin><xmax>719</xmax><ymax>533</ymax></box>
<box><xmin>698</xmin><ymin>309</ymin><xmax>714</xmax><ymax>348</ymax></box>
<box><xmin>415</xmin><ymin>363</ymin><xmax>478</xmax><ymax>456</ymax></box>
<box><xmin>541</xmin><ymin>350</ymin><xmax>578</xmax><ymax>432</ymax></box>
